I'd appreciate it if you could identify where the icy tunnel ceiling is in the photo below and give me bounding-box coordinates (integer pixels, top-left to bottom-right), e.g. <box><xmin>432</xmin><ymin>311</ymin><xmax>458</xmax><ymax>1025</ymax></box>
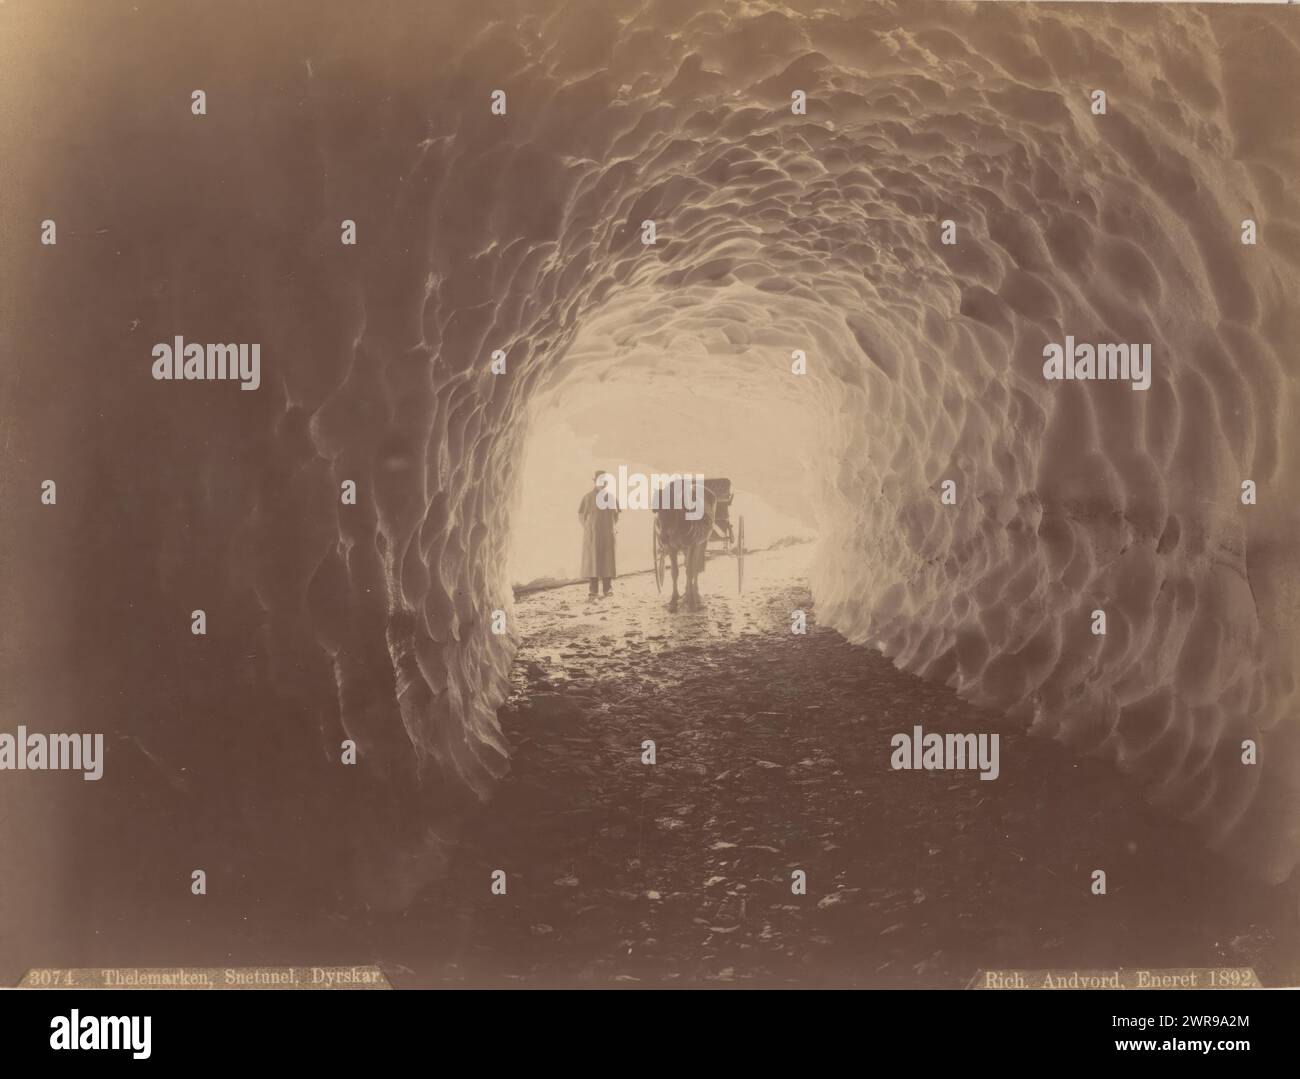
<box><xmin>5</xmin><ymin>0</ymin><xmax>1300</xmax><ymax>899</ymax></box>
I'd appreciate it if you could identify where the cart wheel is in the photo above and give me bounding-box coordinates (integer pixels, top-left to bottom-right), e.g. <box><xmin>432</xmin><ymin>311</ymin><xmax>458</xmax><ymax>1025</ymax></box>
<box><xmin>736</xmin><ymin>516</ymin><xmax>745</xmax><ymax>593</ymax></box>
<box><xmin>652</xmin><ymin>522</ymin><xmax>665</xmax><ymax>593</ymax></box>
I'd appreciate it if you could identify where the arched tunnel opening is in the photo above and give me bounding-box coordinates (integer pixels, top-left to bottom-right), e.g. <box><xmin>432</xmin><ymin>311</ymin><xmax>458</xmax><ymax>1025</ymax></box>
<box><xmin>2</xmin><ymin>0</ymin><xmax>1299</xmax><ymax>988</ymax></box>
<box><xmin>507</xmin><ymin>307</ymin><xmax>824</xmax><ymax>591</ymax></box>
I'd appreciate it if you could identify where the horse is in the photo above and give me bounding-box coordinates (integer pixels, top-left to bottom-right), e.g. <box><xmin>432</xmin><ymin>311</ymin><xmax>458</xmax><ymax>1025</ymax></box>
<box><xmin>654</xmin><ymin>487</ymin><xmax>717</xmax><ymax>611</ymax></box>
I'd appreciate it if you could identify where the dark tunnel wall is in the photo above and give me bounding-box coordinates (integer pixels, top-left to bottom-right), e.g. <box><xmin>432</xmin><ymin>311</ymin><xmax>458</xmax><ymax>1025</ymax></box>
<box><xmin>2</xmin><ymin>1</ymin><xmax>1298</xmax><ymax>952</ymax></box>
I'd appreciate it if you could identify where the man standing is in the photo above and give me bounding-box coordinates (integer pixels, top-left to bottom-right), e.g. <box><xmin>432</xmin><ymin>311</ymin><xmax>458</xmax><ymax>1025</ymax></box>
<box><xmin>578</xmin><ymin>470</ymin><xmax>619</xmax><ymax>597</ymax></box>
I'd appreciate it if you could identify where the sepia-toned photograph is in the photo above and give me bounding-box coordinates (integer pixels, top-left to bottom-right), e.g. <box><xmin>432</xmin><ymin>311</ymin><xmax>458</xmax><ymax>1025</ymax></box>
<box><xmin>1</xmin><ymin>0</ymin><xmax>1297</xmax><ymax>1043</ymax></box>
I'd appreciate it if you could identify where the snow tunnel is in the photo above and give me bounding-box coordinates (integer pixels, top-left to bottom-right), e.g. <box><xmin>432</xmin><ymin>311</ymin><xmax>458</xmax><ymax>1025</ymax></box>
<box><xmin>3</xmin><ymin>0</ymin><xmax>1299</xmax><ymax>935</ymax></box>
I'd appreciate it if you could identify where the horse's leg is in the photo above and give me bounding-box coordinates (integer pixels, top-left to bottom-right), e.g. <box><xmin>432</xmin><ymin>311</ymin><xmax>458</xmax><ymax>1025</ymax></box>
<box><xmin>668</xmin><ymin>548</ymin><xmax>680</xmax><ymax>612</ymax></box>
<box><xmin>686</xmin><ymin>542</ymin><xmax>701</xmax><ymax>609</ymax></box>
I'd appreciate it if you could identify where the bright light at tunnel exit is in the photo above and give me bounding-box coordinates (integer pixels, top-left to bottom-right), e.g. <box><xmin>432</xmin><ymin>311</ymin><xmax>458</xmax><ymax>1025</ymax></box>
<box><xmin>509</xmin><ymin>384</ymin><xmax>818</xmax><ymax>587</ymax></box>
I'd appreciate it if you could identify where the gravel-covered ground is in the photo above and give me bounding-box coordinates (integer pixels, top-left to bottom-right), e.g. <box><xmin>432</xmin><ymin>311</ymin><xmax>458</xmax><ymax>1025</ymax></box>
<box><xmin>367</xmin><ymin>544</ymin><xmax>1296</xmax><ymax>987</ymax></box>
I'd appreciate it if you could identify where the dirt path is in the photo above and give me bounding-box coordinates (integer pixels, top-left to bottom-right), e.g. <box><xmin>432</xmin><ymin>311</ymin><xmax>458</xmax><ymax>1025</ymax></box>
<box><xmin>366</xmin><ymin>545</ymin><xmax>1295</xmax><ymax>987</ymax></box>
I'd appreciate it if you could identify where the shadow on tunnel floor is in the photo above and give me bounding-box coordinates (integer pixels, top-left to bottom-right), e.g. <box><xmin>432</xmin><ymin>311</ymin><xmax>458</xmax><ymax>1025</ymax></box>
<box><xmin>13</xmin><ymin>548</ymin><xmax>1294</xmax><ymax>988</ymax></box>
<box><xmin>350</xmin><ymin>548</ymin><xmax>1300</xmax><ymax>987</ymax></box>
